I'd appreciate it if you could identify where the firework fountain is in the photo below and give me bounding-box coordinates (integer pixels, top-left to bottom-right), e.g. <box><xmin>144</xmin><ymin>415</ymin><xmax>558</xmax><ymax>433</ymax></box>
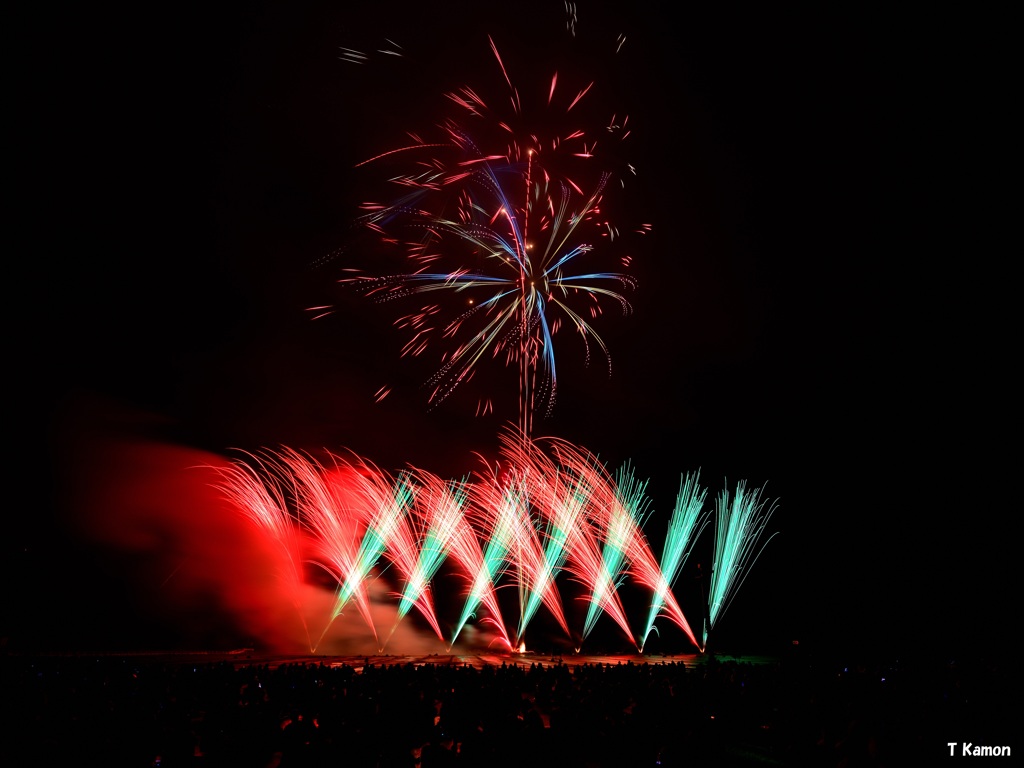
<box><xmin>212</xmin><ymin>430</ymin><xmax>776</xmax><ymax>654</ymax></box>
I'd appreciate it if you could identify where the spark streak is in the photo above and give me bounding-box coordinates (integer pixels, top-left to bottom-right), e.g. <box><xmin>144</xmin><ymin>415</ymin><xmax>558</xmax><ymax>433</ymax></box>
<box><xmin>705</xmin><ymin>481</ymin><xmax>780</xmax><ymax>649</ymax></box>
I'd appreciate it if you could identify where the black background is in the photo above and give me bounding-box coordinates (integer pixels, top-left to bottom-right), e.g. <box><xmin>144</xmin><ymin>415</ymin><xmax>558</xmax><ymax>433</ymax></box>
<box><xmin>10</xmin><ymin>2</ymin><xmax>1013</xmax><ymax>660</ymax></box>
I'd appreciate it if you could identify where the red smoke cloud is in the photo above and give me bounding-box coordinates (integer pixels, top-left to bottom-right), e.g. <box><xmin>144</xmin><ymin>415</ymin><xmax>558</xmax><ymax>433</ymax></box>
<box><xmin>52</xmin><ymin>393</ymin><xmax>466</xmax><ymax>654</ymax></box>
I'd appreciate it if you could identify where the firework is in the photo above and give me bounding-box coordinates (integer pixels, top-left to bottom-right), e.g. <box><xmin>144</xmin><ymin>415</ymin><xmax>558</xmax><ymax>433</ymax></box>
<box><xmin>387</xmin><ymin>469</ymin><xmax>471</xmax><ymax>647</ymax></box>
<box><xmin>545</xmin><ymin>441</ymin><xmax>639</xmax><ymax>649</ymax></box>
<box><xmin>322</xmin><ymin>26</ymin><xmax>644</xmax><ymax>436</ymax></box>
<box><xmin>440</xmin><ymin>467</ymin><xmax>515</xmax><ymax>651</ymax></box>
<box><xmin>639</xmin><ymin>471</ymin><xmax>710</xmax><ymax>651</ymax></box>
<box><xmin>456</xmin><ymin>455</ymin><xmax>536</xmax><ymax>650</ymax></box>
<box><xmin>201</xmin><ymin>9</ymin><xmax>782</xmax><ymax>658</ymax></box>
<box><xmin>210</xmin><ymin>432</ymin><xmax>774</xmax><ymax>654</ymax></box>
<box><xmin>278</xmin><ymin>448</ymin><xmax>405</xmax><ymax>650</ymax></box>
<box><xmin>705</xmin><ymin>481</ymin><xmax>780</xmax><ymax>649</ymax></box>
<box><xmin>210</xmin><ymin>449</ymin><xmax>313</xmax><ymax>651</ymax></box>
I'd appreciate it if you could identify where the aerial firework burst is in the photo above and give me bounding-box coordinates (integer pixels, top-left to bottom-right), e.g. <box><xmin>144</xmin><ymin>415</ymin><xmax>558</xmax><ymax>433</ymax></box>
<box><xmin>316</xmin><ymin>20</ymin><xmax>647</xmax><ymax>435</ymax></box>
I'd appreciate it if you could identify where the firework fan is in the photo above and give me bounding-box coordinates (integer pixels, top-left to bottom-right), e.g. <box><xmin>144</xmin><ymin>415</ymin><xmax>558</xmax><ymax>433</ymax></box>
<box><xmin>210</xmin><ymin>427</ymin><xmax>778</xmax><ymax>654</ymax></box>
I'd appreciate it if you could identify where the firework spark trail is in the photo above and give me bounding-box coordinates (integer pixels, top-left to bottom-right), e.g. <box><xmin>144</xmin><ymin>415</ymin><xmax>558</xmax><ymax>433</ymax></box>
<box><xmin>385</xmin><ymin>469</ymin><xmax>475</xmax><ymax>647</ymax></box>
<box><xmin>548</xmin><ymin>441</ymin><xmax>637</xmax><ymax>648</ymax></box>
<box><xmin>281</xmin><ymin>448</ymin><xmax>381</xmax><ymax>650</ymax></box>
<box><xmin>441</xmin><ymin>496</ymin><xmax>514</xmax><ymax>650</ymax></box>
<box><xmin>313</xmin><ymin>459</ymin><xmax>419</xmax><ymax>651</ymax></box>
<box><xmin>542</xmin><ymin>444</ymin><xmax>695</xmax><ymax>650</ymax></box>
<box><xmin>705</xmin><ymin>481</ymin><xmax>779</xmax><ymax>648</ymax></box>
<box><xmin>627</xmin><ymin>536</ymin><xmax>701</xmax><ymax>650</ymax></box>
<box><xmin>521</xmin><ymin>460</ymin><xmax>590</xmax><ymax>644</ymax></box>
<box><xmin>468</xmin><ymin>445</ymin><xmax>543</xmax><ymax>649</ymax></box>
<box><xmin>610</xmin><ymin>466</ymin><xmax>701</xmax><ymax>650</ymax></box>
<box><xmin>350</xmin><ymin>470</ymin><xmax>446</xmax><ymax>650</ymax></box>
<box><xmin>211</xmin><ymin>450</ymin><xmax>297</xmax><ymax>546</ymax></box>
<box><xmin>562</xmin><ymin>499</ymin><xmax>636</xmax><ymax>649</ymax></box>
<box><xmin>209</xmin><ymin>450</ymin><xmax>313</xmax><ymax>651</ymax></box>
<box><xmin>640</xmin><ymin>471</ymin><xmax>710</xmax><ymax>651</ymax></box>
<box><xmin>496</xmin><ymin>431</ymin><xmax>575</xmax><ymax>646</ymax></box>
<box><xmin>447</xmin><ymin>459</ymin><xmax>533</xmax><ymax>650</ymax></box>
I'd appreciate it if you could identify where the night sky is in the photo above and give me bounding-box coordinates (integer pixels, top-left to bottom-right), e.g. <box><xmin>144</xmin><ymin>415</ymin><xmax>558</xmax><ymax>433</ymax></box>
<box><xmin>12</xmin><ymin>3</ymin><xmax>1011</xmax><ymax>659</ymax></box>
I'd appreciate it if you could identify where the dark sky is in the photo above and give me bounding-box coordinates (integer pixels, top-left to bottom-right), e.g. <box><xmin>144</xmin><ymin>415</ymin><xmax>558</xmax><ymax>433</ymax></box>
<box><xmin>12</xmin><ymin>3</ymin><xmax>1011</xmax><ymax>658</ymax></box>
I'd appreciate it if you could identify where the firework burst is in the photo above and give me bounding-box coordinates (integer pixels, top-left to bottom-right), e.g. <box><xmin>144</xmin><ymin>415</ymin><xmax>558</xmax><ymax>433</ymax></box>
<box><xmin>320</xmin><ymin>23</ymin><xmax>646</xmax><ymax>436</ymax></box>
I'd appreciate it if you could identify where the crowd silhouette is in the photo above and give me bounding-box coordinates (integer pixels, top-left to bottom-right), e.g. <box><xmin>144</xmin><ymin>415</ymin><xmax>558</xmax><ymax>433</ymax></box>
<box><xmin>1</xmin><ymin>648</ymin><xmax>1014</xmax><ymax>767</ymax></box>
